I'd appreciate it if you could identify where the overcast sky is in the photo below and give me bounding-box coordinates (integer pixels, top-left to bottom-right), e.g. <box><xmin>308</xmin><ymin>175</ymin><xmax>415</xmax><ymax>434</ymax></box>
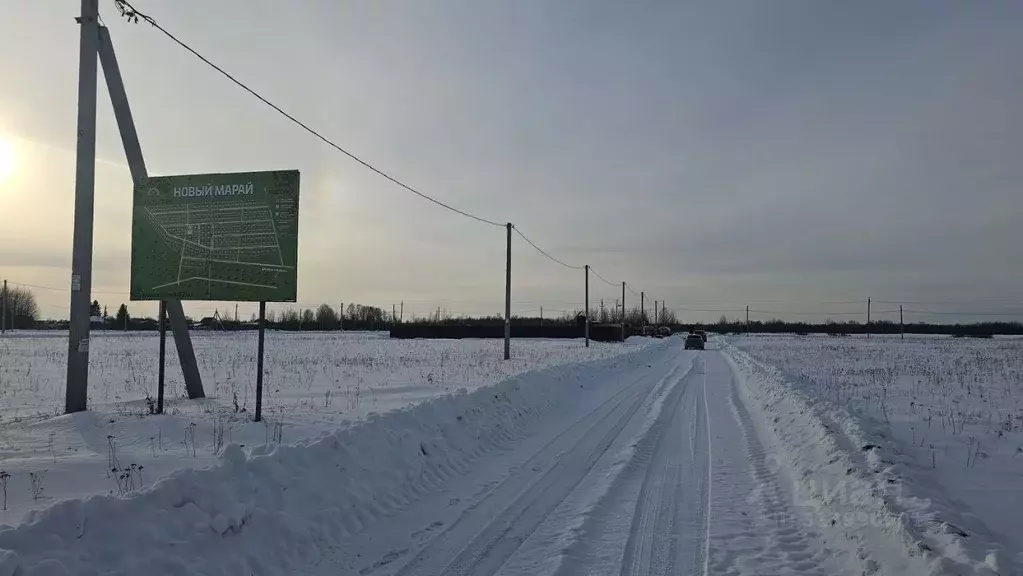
<box><xmin>1</xmin><ymin>0</ymin><xmax>1021</xmax><ymax>324</ymax></box>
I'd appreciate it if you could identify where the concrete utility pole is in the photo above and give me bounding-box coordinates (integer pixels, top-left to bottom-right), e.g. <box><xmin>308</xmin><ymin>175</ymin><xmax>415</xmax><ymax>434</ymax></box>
<box><xmin>746</xmin><ymin>305</ymin><xmax>750</xmax><ymax>335</ymax></box>
<box><xmin>2</xmin><ymin>279</ymin><xmax>6</xmax><ymax>334</ymax></box>
<box><xmin>867</xmin><ymin>297</ymin><xmax>871</xmax><ymax>338</ymax></box>
<box><xmin>66</xmin><ymin>19</ymin><xmax>206</xmax><ymax>412</ymax></box>
<box><xmin>584</xmin><ymin>265</ymin><xmax>590</xmax><ymax>347</ymax></box>
<box><xmin>504</xmin><ymin>223</ymin><xmax>512</xmax><ymax>360</ymax></box>
<box><xmin>621</xmin><ymin>282</ymin><xmax>626</xmax><ymax>324</ymax></box>
<box><xmin>66</xmin><ymin>0</ymin><xmax>100</xmax><ymax>413</ymax></box>
<box><xmin>400</xmin><ymin>301</ymin><xmax>403</xmax><ymax>323</ymax></box>
<box><xmin>900</xmin><ymin>305</ymin><xmax>904</xmax><ymax>340</ymax></box>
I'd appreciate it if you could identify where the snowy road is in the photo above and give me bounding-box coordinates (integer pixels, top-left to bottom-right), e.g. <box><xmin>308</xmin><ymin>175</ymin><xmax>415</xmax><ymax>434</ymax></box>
<box><xmin>318</xmin><ymin>343</ymin><xmax>844</xmax><ymax>576</ymax></box>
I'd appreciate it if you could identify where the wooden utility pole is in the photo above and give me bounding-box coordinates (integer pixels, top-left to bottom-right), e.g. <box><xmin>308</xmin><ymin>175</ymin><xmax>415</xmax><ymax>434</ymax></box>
<box><xmin>746</xmin><ymin>305</ymin><xmax>749</xmax><ymax>335</ymax></box>
<box><xmin>1</xmin><ymin>279</ymin><xmax>6</xmax><ymax>334</ymax></box>
<box><xmin>400</xmin><ymin>301</ymin><xmax>403</xmax><ymax>323</ymax></box>
<box><xmin>640</xmin><ymin>292</ymin><xmax>645</xmax><ymax>324</ymax></box>
<box><xmin>392</xmin><ymin>303</ymin><xmax>397</xmax><ymax>324</ymax></box>
<box><xmin>900</xmin><ymin>305</ymin><xmax>904</xmax><ymax>339</ymax></box>
<box><xmin>654</xmin><ymin>301</ymin><xmax>658</xmax><ymax>326</ymax></box>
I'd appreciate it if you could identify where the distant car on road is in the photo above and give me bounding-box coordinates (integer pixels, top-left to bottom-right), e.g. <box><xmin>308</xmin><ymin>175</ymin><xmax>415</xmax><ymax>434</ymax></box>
<box><xmin>693</xmin><ymin>329</ymin><xmax>707</xmax><ymax>342</ymax></box>
<box><xmin>684</xmin><ymin>334</ymin><xmax>705</xmax><ymax>350</ymax></box>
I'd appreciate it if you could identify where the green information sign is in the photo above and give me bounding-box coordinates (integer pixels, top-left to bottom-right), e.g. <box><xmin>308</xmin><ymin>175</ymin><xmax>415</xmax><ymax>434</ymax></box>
<box><xmin>130</xmin><ymin>170</ymin><xmax>300</xmax><ymax>302</ymax></box>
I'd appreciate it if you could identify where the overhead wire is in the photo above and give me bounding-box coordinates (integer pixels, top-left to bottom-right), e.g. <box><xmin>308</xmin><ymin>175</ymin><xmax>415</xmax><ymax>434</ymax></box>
<box><xmin>513</xmin><ymin>227</ymin><xmax>584</xmax><ymax>270</ymax></box>
<box><xmin>588</xmin><ymin>267</ymin><xmax>619</xmax><ymax>287</ymax></box>
<box><xmin>109</xmin><ymin>0</ymin><xmax>653</xmax><ymax>302</ymax></box>
<box><xmin>94</xmin><ymin>3</ymin><xmax>1023</xmax><ymax>324</ymax></box>
<box><xmin>111</xmin><ymin>0</ymin><xmax>503</xmax><ymax>229</ymax></box>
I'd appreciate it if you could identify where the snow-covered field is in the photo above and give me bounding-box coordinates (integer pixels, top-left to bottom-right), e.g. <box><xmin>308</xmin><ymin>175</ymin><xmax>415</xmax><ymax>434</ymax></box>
<box><xmin>0</xmin><ymin>336</ymin><xmax>913</xmax><ymax>576</ymax></box>
<box><xmin>4</xmin><ymin>330</ymin><xmax>1017</xmax><ymax>575</ymax></box>
<box><xmin>729</xmin><ymin>334</ymin><xmax>1023</xmax><ymax>574</ymax></box>
<box><xmin>0</xmin><ymin>330</ymin><xmax>652</xmax><ymax>524</ymax></box>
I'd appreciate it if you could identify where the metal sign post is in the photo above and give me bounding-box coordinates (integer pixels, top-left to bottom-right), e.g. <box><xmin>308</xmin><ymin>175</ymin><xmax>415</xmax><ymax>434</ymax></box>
<box><xmin>157</xmin><ymin>300</ymin><xmax>166</xmax><ymax>414</ymax></box>
<box><xmin>255</xmin><ymin>301</ymin><xmax>266</xmax><ymax>422</ymax></box>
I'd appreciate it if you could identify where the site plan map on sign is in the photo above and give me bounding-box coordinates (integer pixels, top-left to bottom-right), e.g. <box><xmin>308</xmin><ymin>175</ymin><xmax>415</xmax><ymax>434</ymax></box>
<box><xmin>130</xmin><ymin>170</ymin><xmax>300</xmax><ymax>302</ymax></box>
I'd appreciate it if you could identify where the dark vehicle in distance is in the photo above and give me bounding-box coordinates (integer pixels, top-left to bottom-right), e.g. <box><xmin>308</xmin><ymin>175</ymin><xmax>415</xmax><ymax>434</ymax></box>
<box><xmin>693</xmin><ymin>329</ymin><xmax>708</xmax><ymax>342</ymax></box>
<box><xmin>684</xmin><ymin>334</ymin><xmax>705</xmax><ymax>350</ymax></box>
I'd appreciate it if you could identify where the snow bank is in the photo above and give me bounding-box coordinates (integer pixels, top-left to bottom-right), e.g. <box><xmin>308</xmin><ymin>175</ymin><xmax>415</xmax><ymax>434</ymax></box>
<box><xmin>0</xmin><ymin>331</ymin><xmax>652</xmax><ymax>523</ymax></box>
<box><xmin>0</xmin><ymin>341</ymin><xmax>668</xmax><ymax>575</ymax></box>
<box><xmin>721</xmin><ymin>342</ymin><xmax>1006</xmax><ymax>576</ymax></box>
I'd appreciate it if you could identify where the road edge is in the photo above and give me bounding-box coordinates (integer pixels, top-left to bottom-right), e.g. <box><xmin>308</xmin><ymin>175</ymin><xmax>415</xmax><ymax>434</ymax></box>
<box><xmin>718</xmin><ymin>340</ymin><xmax>966</xmax><ymax>576</ymax></box>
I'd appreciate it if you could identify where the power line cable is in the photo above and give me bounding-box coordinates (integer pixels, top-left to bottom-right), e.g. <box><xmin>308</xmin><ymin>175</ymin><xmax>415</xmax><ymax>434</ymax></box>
<box><xmin>589</xmin><ymin>267</ymin><xmax>619</xmax><ymax>287</ymax></box>
<box><xmin>111</xmin><ymin>0</ymin><xmax>654</xmax><ymax>299</ymax></box>
<box><xmin>513</xmin><ymin>227</ymin><xmax>584</xmax><ymax>270</ymax></box>
<box><xmin>111</xmin><ymin>0</ymin><xmax>503</xmax><ymax>228</ymax></box>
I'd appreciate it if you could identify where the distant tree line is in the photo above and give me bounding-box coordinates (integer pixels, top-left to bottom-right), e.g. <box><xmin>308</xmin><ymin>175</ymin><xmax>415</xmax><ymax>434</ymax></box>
<box><xmin>404</xmin><ymin>306</ymin><xmax>678</xmax><ymax>327</ymax></box>
<box><xmin>7</xmin><ymin>289</ymin><xmax>1021</xmax><ymax>336</ymax></box>
<box><xmin>700</xmin><ymin>317</ymin><xmax>1023</xmax><ymax>338</ymax></box>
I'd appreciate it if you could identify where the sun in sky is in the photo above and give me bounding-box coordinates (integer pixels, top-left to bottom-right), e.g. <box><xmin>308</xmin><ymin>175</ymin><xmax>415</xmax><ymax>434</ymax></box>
<box><xmin>0</xmin><ymin>136</ymin><xmax>16</xmax><ymax>184</ymax></box>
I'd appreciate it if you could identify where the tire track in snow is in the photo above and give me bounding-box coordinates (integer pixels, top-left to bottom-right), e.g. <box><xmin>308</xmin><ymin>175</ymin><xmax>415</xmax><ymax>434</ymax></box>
<box><xmin>552</xmin><ymin>354</ymin><xmax>708</xmax><ymax>576</ymax></box>
<box><xmin>619</xmin><ymin>357</ymin><xmax>708</xmax><ymax>576</ymax></box>
<box><xmin>554</xmin><ymin>347</ymin><xmax>847</xmax><ymax>576</ymax></box>
<box><xmin>378</xmin><ymin>352</ymin><xmax>688</xmax><ymax>576</ymax></box>
<box><xmin>702</xmin><ymin>351</ymin><xmax>837</xmax><ymax>576</ymax></box>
